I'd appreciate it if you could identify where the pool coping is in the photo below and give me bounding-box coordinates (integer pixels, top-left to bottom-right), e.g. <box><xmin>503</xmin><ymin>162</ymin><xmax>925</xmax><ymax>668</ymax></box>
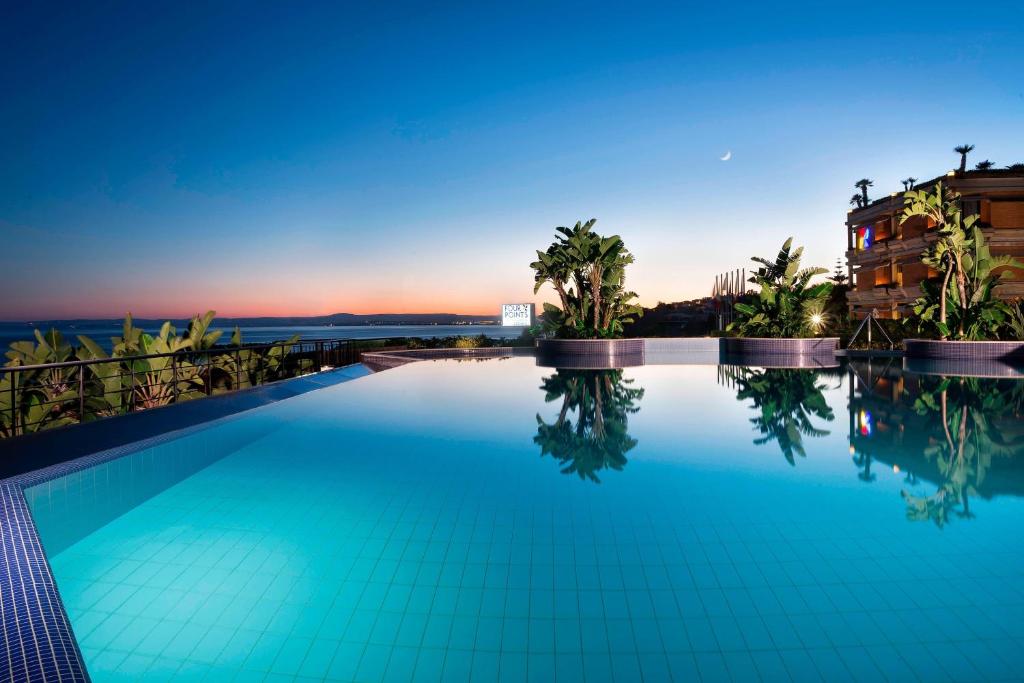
<box><xmin>0</xmin><ymin>364</ymin><xmax>374</xmax><ymax>682</ymax></box>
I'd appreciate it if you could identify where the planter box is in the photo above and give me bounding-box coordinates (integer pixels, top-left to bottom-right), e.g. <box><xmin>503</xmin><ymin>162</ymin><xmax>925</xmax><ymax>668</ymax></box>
<box><xmin>903</xmin><ymin>339</ymin><xmax>1024</xmax><ymax>376</ymax></box>
<box><xmin>535</xmin><ymin>338</ymin><xmax>645</xmax><ymax>369</ymax></box>
<box><xmin>904</xmin><ymin>339</ymin><xmax>1024</xmax><ymax>361</ymax></box>
<box><xmin>722</xmin><ymin>337</ymin><xmax>839</xmax><ymax>368</ymax></box>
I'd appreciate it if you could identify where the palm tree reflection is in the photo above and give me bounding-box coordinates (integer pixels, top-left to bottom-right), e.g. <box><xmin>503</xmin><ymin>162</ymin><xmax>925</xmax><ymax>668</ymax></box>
<box><xmin>901</xmin><ymin>377</ymin><xmax>1024</xmax><ymax>526</ymax></box>
<box><xmin>724</xmin><ymin>366</ymin><xmax>836</xmax><ymax>465</ymax></box>
<box><xmin>534</xmin><ymin>369</ymin><xmax>644</xmax><ymax>483</ymax></box>
<box><xmin>848</xmin><ymin>360</ymin><xmax>1024</xmax><ymax>527</ymax></box>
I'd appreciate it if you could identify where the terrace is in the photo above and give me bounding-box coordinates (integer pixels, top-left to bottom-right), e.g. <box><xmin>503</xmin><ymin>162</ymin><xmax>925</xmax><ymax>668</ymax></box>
<box><xmin>2</xmin><ymin>343</ymin><xmax>1024</xmax><ymax>682</ymax></box>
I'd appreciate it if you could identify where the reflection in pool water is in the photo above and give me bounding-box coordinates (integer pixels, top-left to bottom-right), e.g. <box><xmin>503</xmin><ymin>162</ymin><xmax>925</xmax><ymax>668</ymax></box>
<box><xmin>848</xmin><ymin>360</ymin><xmax>1024</xmax><ymax>527</ymax></box>
<box><xmin>27</xmin><ymin>357</ymin><xmax>1024</xmax><ymax>681</ymax></box>
<box><xmin>534</xmin><ymin>369</ymin><xmax>644</xmax><ymax>483</ymax></box>
<box><xmin>721</xmin><ymin>365</ymin><xmax>838</xmax><ymax>466</ymax></box>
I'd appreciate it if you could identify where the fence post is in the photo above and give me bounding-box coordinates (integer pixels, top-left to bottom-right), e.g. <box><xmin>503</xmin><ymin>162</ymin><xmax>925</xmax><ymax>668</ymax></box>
<box><xmin>78</xmin><ymin>365</ymin><xmax>85</xmax><ymax>421</ymax></box>
<box><xmin>235</xmin><ymin>348</ymin><xmax>241</xmax><ymax>389</ymax></box>
<box><xmin>172</xmin><ymin>353</ymin><xmax>179</xmax><ymax>403</ymax></box>
<box><xmin>129</xmin><ymin>360</ymin><xmax>135</xmax><ymax>412</ymax></box>
<box><xmin>9</xmin><ymin>371</ymin><xmax>16</xmax><ymax>435</ymax></box>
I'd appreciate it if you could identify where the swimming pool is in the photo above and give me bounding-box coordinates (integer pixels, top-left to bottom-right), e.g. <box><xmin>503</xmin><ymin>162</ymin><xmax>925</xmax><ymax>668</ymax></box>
<box><xmin>17</xmin><ymin>357</ymin><xmax>1024</xmax><ymax>681</ymax></box>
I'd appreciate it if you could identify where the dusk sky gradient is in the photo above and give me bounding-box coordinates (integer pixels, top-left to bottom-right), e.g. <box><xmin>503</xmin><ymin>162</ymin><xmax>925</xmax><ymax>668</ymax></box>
<box><xmin>2</xmin><ymin>1</ymin><xmax>1023</xmax><ymax>320</ymax></box>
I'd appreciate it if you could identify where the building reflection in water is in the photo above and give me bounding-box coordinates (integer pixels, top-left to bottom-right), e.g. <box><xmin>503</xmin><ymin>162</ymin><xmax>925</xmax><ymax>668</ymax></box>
<box><xmin>847</xmin><ymin>358</ymin><xmax>1024</xmax><ymax>526</ymax></box>
<box><xmin>534</xmin><ymin>369</ymin><xmax>644</xmax><ymax>483</ymax></box>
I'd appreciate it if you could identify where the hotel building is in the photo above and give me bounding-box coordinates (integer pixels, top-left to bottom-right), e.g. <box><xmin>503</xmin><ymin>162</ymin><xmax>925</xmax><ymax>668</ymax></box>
<box><xmin>845</xmin><ymin>170</ymin><xmax>1024</xmax><ymax>319</ymax></box>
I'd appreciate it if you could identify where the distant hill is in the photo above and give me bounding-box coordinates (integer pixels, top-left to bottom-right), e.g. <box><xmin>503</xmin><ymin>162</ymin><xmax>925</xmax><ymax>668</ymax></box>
<box><xmin>2</xmin><ymin>313</ymin><xmax>499</xmax><ymax>327</ymax></box>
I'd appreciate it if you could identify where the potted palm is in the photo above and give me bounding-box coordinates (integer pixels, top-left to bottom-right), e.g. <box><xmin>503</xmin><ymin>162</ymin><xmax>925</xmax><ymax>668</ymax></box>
<box><xmin>900</xmin><ymin>182</ymin><xmax>1024</xmax><ymax>365</ymax></box>
<box><xmin>725</xmin><ymin>238</ymin><xmax>839</xmax><ymax>365</ymax></box>
<box><xmin>530</xmin><ymin>219</ymin><xmax>645</xmax><ymax>367</ymax></box>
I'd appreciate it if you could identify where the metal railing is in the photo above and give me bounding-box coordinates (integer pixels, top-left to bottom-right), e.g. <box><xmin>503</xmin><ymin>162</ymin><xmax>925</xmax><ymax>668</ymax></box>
<box><xmin>0</xmin><ymin>337</ymin><xmax>399</xmax><ymax>439</ymax></box>
<box><xmin>847</xmin><ymin>309</ymin><xmax>895</xmax><ymax>350</ymax></box>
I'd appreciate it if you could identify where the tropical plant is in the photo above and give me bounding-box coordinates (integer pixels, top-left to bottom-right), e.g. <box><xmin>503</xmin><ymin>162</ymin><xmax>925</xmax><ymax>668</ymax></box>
<box><xmin>954</xmin><ymin>144</ymin><xmax>975</xmax><ymax>173</ymax></box>
<box><xmin>530</xmin><ymin>219</ymin><xmax>642</xmax><ymax>339</ymax></box>
<box><xmin>2</xmin><ymin>330</ymin><xmax>81</xmax><ymax>435</ymax></box>
<box><xmin>855</xmin><ymin>178</ymin><xmax>873</xmax><ymax>205</ymax></box>
<box><xmin>1</xmin><ymin>311</ymin><xmax>311</xmax><ymax>439</ymax></box>
<box><xmin>76</xmin><ymin>335</ymin><xmax>127</xmax><ymax>418</ymax></box>
<box><xmin>974</xmin><ymin>160</ymin><xmax>995</xmax><ymax>171</ymax></box>
<box><xmin>213</xmin><ymin>327</ymin><xmax>302</xmax><ymax>390</ymax></box>
<box><xmin>1008</xmin><ymin>302</ymin><xmax>1024</xmax><ymax>340</ymax></box>
<box><xmin>533</xmin><ymin>369</ymin><xmax>644</xmax><ymax>483</ymax></box>
<box><xmin>728</xmin><ymin>238</ymin><xmax>833</xmax><ymax>338</ymax></box>
<box><xmin>902</xmin><ymin>177</ymin><xmax>917</xmax><ymax>191</ymax></box>
<box><xmin>901</xmin><ymin>182</ymin><xmax>1023</xmax><ymax>339</ymax></box>
<box><xmin>125</xmin><ymin>321</ymin><xmax>205</xmax><ymax>409</ymax></box>
<box><xmin>1007</xmin><ymin>163</ymin><xmax>1024</xmax><ymax>172</ymax></box>
<box><xmin>849</xmin><ymin>194</ymin><xmax>863</xmax><ymax>209</ymax></box>
<box><xmin>729</xmin><ymin>366</ymin><xmax>835</xmax><ymax>465</ymax></box>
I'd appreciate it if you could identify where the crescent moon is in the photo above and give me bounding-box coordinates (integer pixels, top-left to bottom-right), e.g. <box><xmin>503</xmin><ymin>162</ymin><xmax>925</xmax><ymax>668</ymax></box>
<box><xmin>720</xmin><ymin>150</ymin><xmax>732</xmax><ymax>161</ymax></box>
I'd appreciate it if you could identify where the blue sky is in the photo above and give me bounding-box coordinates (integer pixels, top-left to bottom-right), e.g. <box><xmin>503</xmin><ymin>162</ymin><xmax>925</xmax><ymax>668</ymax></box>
<box><xmin>2</xmin><ymin>1</ymin><xmax>1023</xmax><ymax>319</ymax></box>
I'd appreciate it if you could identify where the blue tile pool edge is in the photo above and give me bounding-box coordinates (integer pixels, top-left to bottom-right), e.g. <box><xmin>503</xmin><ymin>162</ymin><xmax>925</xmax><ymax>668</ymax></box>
<box><xmin>0</xmin><ymin>363</ymin><xmax>377</xmax><ymax>683</ymax></box>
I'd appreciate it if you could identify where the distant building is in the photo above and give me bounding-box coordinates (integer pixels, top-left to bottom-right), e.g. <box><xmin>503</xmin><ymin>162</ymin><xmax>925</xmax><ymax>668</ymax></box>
<box><xmin>845</xmin><ymin>170</ymin><xmax>1024</xmax><ymax>319</ymax></box>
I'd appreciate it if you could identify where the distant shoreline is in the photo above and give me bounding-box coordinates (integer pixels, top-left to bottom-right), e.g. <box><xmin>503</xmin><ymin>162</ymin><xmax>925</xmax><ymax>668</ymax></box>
<box><xmin>0</xmin><ymin>313</ymin><xmax>500</xmax><ymax>327</ymax></box>
<box><xmin>0</xmin><ymin>323</ymin><xmax>523</xmax><ymax>352</ymax></box>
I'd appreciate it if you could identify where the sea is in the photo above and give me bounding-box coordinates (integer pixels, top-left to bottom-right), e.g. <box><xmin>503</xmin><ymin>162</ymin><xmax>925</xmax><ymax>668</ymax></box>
<box><xmin>0</xmin><ymin>323</ymin><xmax>526</xmax><ymax>352</ymax></box>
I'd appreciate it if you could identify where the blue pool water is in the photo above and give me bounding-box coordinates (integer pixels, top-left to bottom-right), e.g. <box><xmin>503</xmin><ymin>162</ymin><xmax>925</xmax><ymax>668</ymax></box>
<box><xmin>25</xmin><ymin>358</ymin><xmax>1024</xmax><ymax>681</ymax></box>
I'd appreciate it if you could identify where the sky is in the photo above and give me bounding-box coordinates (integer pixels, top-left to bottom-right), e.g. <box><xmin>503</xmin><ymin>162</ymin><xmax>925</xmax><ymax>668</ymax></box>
<box><xmin>2</xmin><ymin>1</ymin><xmax>1023</xmax><ymax>320</ymax></box>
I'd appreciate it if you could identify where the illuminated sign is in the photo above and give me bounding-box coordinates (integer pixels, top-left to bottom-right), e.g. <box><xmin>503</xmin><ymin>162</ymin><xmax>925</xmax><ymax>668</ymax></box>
<box><xmin>856</xmin><ymin>225</ymin><xmax>873</xmax><ymax>251</ymax></box>
<box><xmin>501</xmin><ymin>304</ymin><xmax>535</xmax><ymax>327</ymax></box>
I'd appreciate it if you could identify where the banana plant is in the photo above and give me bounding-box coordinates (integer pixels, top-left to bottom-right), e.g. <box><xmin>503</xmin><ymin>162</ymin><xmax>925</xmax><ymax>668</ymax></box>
<box><xmin>207</xmin><ymin>328</ymin><xmax>302</xmax><ymax>392</ymax></box>
<box><xmin>902</xmin><ymin>183</ymin><xmax>1023</xmax><ymax>340</ymax></box>
<box><xmin>3</xmin><ymin>329</ymin><xmax>81</xmax><ymax>433</ymax></box>
<box><xmin>75</xmin><ymin>335</ymin><xmax>127</xmax><ymax>418</ymax></box>
<box><xmin>729</xmin><ymin>238</ymin><xmax>833</xmax><ymax>338</ymax></box>
<box><xmin>531</xmin><ymin>219</ymin><xmax>642</xmax><ymax>339</ymax></box>
<box><xmin>126</xmin><ymin>322</ymin><xmax>204</xmax><ymax>409</ymax></box>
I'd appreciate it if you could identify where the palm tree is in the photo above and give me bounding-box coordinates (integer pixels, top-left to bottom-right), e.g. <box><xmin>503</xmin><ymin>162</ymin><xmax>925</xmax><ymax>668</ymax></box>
<box><xmin>954</xmin><ymin>144</ymin><xmax>975</xmax><ymax>173</ymax></box>
<box><xmin>1006</xmin><ymin>163</ymin><xmax>1024</xmax><ymax>172</ymax></box>
<box><xmin>901</xmin><ymin>177</ymin><xmax>917</xmax><ymax>190</ymax></box>
<box><xmin>974</xmin><ymin>160</ymin><xmax>994</xmax><ymax>171</ymax></box>
<box><xmin>855</xmin><ymin>179</ymin><xmax>873</xmax><ymax>205</ymax></box>
<box><xmin>849</xmin><ymin>194</ymin><xmax>863</xmax><ymax>209</ymax></box>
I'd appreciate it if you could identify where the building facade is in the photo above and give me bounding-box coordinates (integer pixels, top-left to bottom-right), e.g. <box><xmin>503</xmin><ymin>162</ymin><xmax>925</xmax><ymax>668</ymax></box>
<box><xmin>845</xmin><ymin>171</ymin><xmax>1024</xmax><ymax>319</ymax></box>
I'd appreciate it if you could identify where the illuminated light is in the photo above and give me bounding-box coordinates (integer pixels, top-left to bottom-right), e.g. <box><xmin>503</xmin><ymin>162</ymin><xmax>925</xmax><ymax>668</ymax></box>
<box><xmin>857</xmin><ymin>410</ymin><xmax>873</xmax><ymax>437</ymax></box>
<box><xmin>893</xmin><ymin>465</ymin><xmax>900</xmax><ymax>473</ymax></box>
<box><xmin>804</xmin><ymin>302</ymin><xmax>828</xmax><ymax>333</ymax></box>
<box><xmin>849</xmin><ymin>445</ymin><xmax>856</xmax><ymax>455</ymax></box>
